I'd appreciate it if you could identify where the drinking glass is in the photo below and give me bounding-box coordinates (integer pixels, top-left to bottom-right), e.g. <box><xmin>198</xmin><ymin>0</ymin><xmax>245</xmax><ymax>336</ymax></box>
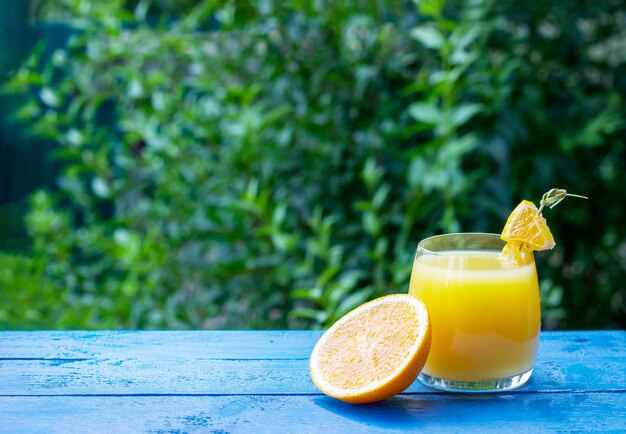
<box><xmin>409</xmin><ymin>233</ymin><xmax>540</xmax><ymax>392</ymax></box>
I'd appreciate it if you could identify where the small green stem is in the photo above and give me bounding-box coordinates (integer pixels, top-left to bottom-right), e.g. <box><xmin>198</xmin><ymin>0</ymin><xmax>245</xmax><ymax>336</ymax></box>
<box><xmin>537</xmin><ymin>188</ymin><xmax>588</xmax><ymax>215</ymax></box>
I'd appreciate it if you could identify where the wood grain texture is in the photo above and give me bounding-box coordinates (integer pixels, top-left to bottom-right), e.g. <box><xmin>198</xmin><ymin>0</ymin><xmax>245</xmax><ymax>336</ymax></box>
<box><xmin>0</xmin><ymin>331</ymin><xmax>624</xmax><ymax>396</ymax></box>
<box><xmin>0</xmin><ymin>330</ymin><xmax>320</xmax><ymax>359</ymax></box>
<box><xmin>1</xmin><ymin>330</ymin><xmax>624</xmax><ymax>360</ymax></box>
<box><xmin>1</xmin><ymin>331</ymin><xmax>625</xmax><ymax>433</ymax></box>
<box><xmin>1</xmin><ymin>351</ymin><xmax>626</xmax><ymax>396</ymax></box>
<box><xmin>1</xmin><ymin>393</ymin><xmax>625</xmax><ymax>434</ymax></box>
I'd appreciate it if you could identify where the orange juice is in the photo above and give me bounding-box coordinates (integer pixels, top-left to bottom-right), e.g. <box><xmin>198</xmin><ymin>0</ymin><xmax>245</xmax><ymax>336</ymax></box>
<box><xmin>409</xmin><ymin>250</ymin><xmax>540</xmax><ymax>382</ymax></box>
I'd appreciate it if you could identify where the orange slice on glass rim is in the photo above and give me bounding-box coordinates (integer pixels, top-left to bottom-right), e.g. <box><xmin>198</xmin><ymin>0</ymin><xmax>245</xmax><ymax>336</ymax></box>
<box><xmin>500</xmin><ymin>189</ymin><xmax>586</xmax><ymax>262</ymax></box>
<box><xmin>309</xmin><ymin>294</ymin><xmax>431</xmax><ymax>404</ymax></box>
<box><xmin>501</xmin><ymin>200</ymin><xmax>555</xmax><ymax>253</ymax></box>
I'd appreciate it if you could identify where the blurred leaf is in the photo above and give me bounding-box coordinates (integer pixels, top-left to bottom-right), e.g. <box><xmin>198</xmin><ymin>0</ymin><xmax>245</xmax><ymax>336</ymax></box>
<box><xmin>2</xmin><ymin>0</ymin><xmax>624</xmax><ymax>332</ymax></box>
<box><xmin>410</xmin><ymin>25</ymin><xmax>445</xmax><ymax>50</ymax></box>
<box><xmin>408</xmin><ymin>102</ymin><xmax>441</xmax><ymax>124</ymax></box>
<box><xmin>91</xmin><ymin>177</ymin><xmax>110</xmax><ymax>198</ymax></box>
<box><xmin>290</xmin><ymin>287</ymin><xmax>323</xmax><ymax>303</ymax></box>
<box><xmin>559</xmin><ymin>108</ymin><xmax>626</xmax><ymax>151</ymax></box>
<box><xmin>415</xmin><ymin>0</ymin><xmax>446</xmax><ymax>19</ymax></box>
<box><xmin>450</xmin><ymin>103</ymin><xmax>483</xmax><ymax>126</ymax></box>
<box><xmin>40</xmin><ymin>88</ymin><xmax>61</xmax><ymax>107</ymax></box>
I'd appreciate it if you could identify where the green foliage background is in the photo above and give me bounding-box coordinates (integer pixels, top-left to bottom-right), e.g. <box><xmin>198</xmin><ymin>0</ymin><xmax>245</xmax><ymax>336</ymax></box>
<box><xmin>1</xmin><ymin>0</ymin><xmax>625</xmax><ymax>330</ymax></box>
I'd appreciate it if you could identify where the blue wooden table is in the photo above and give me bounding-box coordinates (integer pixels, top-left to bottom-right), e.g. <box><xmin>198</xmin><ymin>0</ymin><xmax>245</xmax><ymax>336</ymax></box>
<box><xmin>1</xmin><ymin>331</ymin><xmax>625</xmax><ymax>433</ymax></box>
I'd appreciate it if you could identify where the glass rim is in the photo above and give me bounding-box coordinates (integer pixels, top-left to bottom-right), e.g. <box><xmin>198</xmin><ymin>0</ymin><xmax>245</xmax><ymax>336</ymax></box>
<box><xmin>416</xmin><ymin>232</ymin><xmax>504</xmax><ymax>256</ymax></box>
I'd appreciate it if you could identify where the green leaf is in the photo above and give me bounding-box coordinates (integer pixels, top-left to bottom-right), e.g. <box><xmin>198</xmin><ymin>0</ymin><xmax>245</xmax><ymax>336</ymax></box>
<box><xmin>362</xmin><ymin>211</ymin><xmax>381</xmax><ymax>236</ymax></box>
<box><xmin>91</xmin><ymin>177</ymin><xmax>110</xmax><ymax>198</ymax></box>
<box><xmin>408</xmin><ymin>102</ymin><xmax>441</xmax><ymax>124</ymax></box>
<box><xmin>559</xmin><ymin>108</ymin><xmax>626</xmax><ymax>151</ymax></box>
<box><xmin>65</xmin><ymin>129</ymin><xmax>84</xmax><ymax>147</ymax></box>
<box><xmin>450</xmin><ymin>104</ymin><xmax>483</xmax><ymax>126</ymax></box>
<box><xmin>128</xmin><ymin>80</ymin><xmax>144</xmax><ymax>99</ymax></box>
<box><xmin>415</xmin><ymin>0</ymin><xmax>446</xmax><ymax>18</ymax></box>
<box><xmin>407</xmin><ymin>156</ymin><xmax>427</xmax><ymax>187</ymax></box>
<box><xmin>440</xmin><ymin>134</ymin><xmax>478</xmax><ymax>161</ymax></box>
<box><xmin>316</xmin><ymin>266</ymin><xmax>341</xmax><ymax>288</ymax></box>
<box><xmin>372</xmin><ymin>184</ymin><xmax>391</xmax><ymax>210</ymax></box>
<box><xmin>291</xmin><ymin>287</ymin><xmax>323</xmax><ymax>303</ymax></box>
<box><xmin>134</xmin><ymin>0</ymin><xmax>150</xmax><ymax>22</ymax></box>
<box><xmin>271</xmin><ymin>232</ymin><xmax>296</xmax><ymax>252</ymax></box>
<box><xmin>360</xmin><ymin>157</ymin><xmax>384</xmax><ymax>191</ymax></box>
<box><xmin>261</xmin><ymin>105</ymin><xmax>292</xmax><ymax>129</ymax></box>
<box><xmin>327</xmin><ymin>271</ymin><xmax>364</xmax><ymax>307</ymax></box>
<box><xmin>374</xmin><ymin>238</ymin><xmax>388</xmax><ymax>258</ymax></box>
<box><xmin>451</xmin><ymin>27</ymin><xmax>481</xmax><ymax>51</ymax></box>
<box><xmin>410</xmin><ymin>26</ymin><xmax>445</xmax><ymax>50</ymax></box>
<box><xmin>272</xmin><ymin>203</ymin><xmax>288</xmax><ymax>226</ymax></box>
<box><xmin>40</xmin><ymin>88</ymin><xmax>61</xmax><ymax>107</ymax></box>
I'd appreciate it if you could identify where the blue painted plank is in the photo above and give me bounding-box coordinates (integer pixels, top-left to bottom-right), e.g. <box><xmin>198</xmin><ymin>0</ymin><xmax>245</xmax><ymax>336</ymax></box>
<box><xmin>0</xmin><ymin>330</ymin><xmax>321</xmax><ymax>359</ymax></box>
<box><xmin>1</xmin><ymin>330</ymin><xmax>624</xmax><ymax>360</ymax></box>
<box><xmin>0</xmin><ymin>356</ymin><xmax>624</xmax><ymax>396</ymax></box>
<box><xmin>0</xmin><ymin>332</ymin><xmax>624</xmax><ymax>396</ymax></box>
<box><xmin>1</xmin><ymin>393</ymin><xmax>625</xmax><ymax>433</ymax></box>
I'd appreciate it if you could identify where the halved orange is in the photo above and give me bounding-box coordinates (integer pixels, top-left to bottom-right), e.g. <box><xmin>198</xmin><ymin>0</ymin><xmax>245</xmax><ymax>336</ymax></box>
<box><xmin>501</xmin><ymin>199</ymin><xmax>555</xmax><ymax>252</ymax></box>
<box><xmin>309</xmin><ymin>294</ymin><xmax>431</xmax><ymax>404</ymax></box>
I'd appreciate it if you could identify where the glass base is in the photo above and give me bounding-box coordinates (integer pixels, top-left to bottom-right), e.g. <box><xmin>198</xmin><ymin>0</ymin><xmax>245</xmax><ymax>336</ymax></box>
<box><xmin>418</xmin><ymin>368</ymin><xmax>533</xmax><ymax>393</ymax></box>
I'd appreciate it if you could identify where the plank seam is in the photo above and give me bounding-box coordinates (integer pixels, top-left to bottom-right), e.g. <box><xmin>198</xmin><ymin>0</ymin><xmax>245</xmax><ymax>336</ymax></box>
<box><xmin>1</xmin><ymin>390</ymin><xmax>625</xmax><ymax>398</ymax></box>
<box><xmin>0</xmin><ymin>358</ymin><xmax>90</xmax><ymax>362</ymax></box>
<box><xmin>0</xmin><ymin>357</ymin><xmax>311</xmax><ymax>361</ymax></box>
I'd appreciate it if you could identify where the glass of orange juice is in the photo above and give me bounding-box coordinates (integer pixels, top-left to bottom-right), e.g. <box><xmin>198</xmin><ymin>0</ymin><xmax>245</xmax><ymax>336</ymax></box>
<box><xmin>409</xmin><ymin>233</ymin><xmax>540</xmax><ymax>392</ymax></box>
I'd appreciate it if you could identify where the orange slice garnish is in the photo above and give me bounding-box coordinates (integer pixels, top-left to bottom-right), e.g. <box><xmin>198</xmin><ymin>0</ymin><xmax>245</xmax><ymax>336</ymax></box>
<box><xmin>501</xmin><ymin>199</ymin><xmax>556</xmax><ymax>252</ymax></box>
<box><xmin>309</xmin><ymin>294</ymin><xmax>431</xmax><ymax>404</ymax></box>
